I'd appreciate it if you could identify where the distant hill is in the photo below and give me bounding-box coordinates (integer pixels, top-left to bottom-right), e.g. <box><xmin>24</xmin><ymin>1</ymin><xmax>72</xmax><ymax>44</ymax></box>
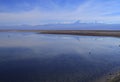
<box><xmin>0</xmin><ymin>22</ymin><xmax>120</xmax><ymax>30</ymax></box>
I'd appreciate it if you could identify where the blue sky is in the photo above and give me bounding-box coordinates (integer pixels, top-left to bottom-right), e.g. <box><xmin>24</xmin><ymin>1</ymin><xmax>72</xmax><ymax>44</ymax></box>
<box><xmin>0</xmin><ymin>0</ymin><xmax>120</xmax><ymax>25</ymax></box>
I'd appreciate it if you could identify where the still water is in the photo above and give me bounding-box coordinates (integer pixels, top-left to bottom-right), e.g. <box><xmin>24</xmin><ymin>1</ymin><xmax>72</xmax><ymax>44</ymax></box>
<box><xmin>0</xmin><ymin>32</ymin><xmax>120</xmax><ymax>82</ymax></box>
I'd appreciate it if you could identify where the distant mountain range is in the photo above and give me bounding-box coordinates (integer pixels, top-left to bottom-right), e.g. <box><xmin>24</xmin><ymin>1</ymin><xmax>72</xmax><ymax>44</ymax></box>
<box><xmin>1</xmin><ymin>22</ymin><xmax>120</xmax><ymax>30</ymax></box>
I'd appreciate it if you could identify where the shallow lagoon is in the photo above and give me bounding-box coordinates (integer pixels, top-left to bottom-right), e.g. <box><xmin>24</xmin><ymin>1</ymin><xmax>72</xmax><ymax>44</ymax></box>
<box><xmin>0</xmin><ymin>32</ymin><xmax>120</xmax><ymax>82</ymax></box>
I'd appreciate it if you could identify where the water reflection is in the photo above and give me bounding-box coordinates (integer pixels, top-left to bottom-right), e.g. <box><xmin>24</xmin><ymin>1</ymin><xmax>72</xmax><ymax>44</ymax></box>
<box><xmin>0</xmin><ymin>32</ymin><xmax>120</xmax><ymax>82</ymax></box>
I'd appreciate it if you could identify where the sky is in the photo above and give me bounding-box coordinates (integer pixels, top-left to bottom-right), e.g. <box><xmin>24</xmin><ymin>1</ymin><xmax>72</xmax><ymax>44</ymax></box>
<box><xmin>0</xmin><ymin>0</ymin><xmax>120</xmax><ymax>25</ymax></box>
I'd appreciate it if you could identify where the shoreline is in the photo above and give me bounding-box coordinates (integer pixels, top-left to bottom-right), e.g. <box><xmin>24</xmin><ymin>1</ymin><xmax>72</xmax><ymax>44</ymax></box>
<box><xmin>93</xmin><ymin>67</ymin><xmax>120</xmax><ymax>82</ymax></box>
<box><xmin>1</xmin><ymin>30</ymin><xmax>120</xmax><ymax>37</ymax></box>
<box><xmin>95</xmin><ymin>70</ymin><xmax>120</xmax><ymax>82</ymax></box>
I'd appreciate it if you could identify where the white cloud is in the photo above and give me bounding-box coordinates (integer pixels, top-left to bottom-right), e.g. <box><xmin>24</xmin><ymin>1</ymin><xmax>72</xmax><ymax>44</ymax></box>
<box><xmin>0</xmin><ymin>0</ymin><xmax>120</xmax><ymax>25</ymax></box>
